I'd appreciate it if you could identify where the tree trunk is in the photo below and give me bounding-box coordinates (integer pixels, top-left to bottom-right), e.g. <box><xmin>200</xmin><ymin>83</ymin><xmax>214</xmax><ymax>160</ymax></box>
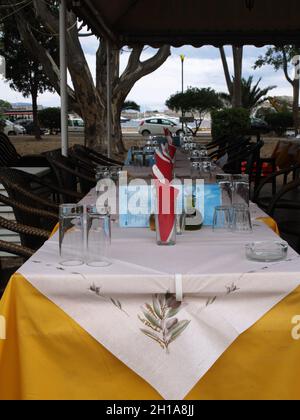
<box><xmin>31</xmin><ymin>87</ymin><xmax>41</xmax><ymax>140</ymax></box>
<box><xmin>219</xmin><ymin>47</ymin><xmax>233</xmax><ymax>97</ymax></box>
<box><xmin>293</xmin><ymin>79</ymin><xmax>300</xmax><ymax>135</ymax></box>
<box><xmin>111</xmin><ymin>100</ymin><xmax>126</xmax><ymax>154</ymax></box>
<box><xmin>83</xmin><ymin>102</ymin><xmax>124</xmax><ymax>155</ymax></box>
<box><xmin>12</xmin><ymin>3</ymin><xmax>171</xmax><ymax>154</ymax></box>
<box><xmin>232</xmin><ymin>47</ymin><xmax>243</xmax><ymax>108</ymax></box>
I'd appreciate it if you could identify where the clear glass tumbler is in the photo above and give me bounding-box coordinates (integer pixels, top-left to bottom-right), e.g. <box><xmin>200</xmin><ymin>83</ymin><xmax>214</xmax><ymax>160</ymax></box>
<box><xmin>86</xmin><ymin>205</ymin><xmax>112</xmax><ymax>267</ymax></box>
<box><xmin>232</xmin><ymin>176</ymin><xmax>250</xmax><ymax>207</ymax></box>
<box><xmin>231</xmin><ymin>204</ymin><xmax>253</xmax><ymax>233</ymax></box>
<box><xmin>59</xmin><ymin>204</ymin><xmax>84</xmax><ymax>266</ymax></box>
<box><xmin>213</xmin><ymin>206</ymin><xmax>232</xmax><ymax>232</ymax></box>
<box><xmin>219</xmin><ymin>181</ymin><xmax>233</xmax><ymax>207</ymax></box>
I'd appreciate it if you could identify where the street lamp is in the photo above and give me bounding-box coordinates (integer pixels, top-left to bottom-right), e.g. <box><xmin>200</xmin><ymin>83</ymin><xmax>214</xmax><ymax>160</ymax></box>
<box><xmin>180</xmin><ymin>54</ymin><xmax>185</xmax><ymax>132</ymax></box>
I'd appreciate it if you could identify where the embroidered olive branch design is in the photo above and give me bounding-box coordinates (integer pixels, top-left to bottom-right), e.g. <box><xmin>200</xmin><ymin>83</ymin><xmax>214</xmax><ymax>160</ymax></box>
<box><xmin>138</xmin><ymin>293</ymin><xmax>190</xmax><ymax>354</ymax></box>
<box><xmin>90</xmin><ymin>283</ymin><xmax>129</xmax><ymax>317</ymax></box>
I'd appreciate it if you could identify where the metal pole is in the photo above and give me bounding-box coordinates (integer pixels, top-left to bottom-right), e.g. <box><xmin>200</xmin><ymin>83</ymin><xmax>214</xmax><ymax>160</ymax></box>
<box><xmin>59</xmin><ymin>0</ymin><xmax>68</xmax><ymax>157</ymax></box>
<box><xmin>182</xmin><ymin>59</ymin><xmax>184</xmax><ymax>94</ymax></box>
<box><xmin>180</xmin><ymin>55</ymin><xmax>185</xmax><ymax>132</ymax></box>
<box><xmin>107</xmin><ymin>42</ymin><xmax>112</xmax><ymax>158</ymax></box>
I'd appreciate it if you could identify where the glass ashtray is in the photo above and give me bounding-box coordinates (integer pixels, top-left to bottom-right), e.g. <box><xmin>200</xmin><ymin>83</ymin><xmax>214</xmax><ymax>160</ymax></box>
<box><xmin>245</xmin><ymin>241</ymin><xmax>288</xmax><ymax>262</ymax></box>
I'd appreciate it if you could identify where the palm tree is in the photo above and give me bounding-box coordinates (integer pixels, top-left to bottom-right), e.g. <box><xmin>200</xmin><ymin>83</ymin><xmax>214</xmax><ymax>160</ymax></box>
<box><xmin>220</xmin><ymin>76</ymin><xmax>276</xmax><ymax>111</ymax></box>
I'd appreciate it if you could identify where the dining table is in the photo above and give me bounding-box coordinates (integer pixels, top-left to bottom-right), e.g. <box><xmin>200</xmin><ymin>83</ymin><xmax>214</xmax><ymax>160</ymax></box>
<box><xmin>1</xmin><ymin>152</ymin><xmax>300</xmax><ymax>401</ymax></box>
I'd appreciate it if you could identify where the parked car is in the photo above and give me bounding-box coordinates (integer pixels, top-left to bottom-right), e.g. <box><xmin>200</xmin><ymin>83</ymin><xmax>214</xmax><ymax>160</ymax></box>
<box><xmin>138</xmin><ymin>118</ymin><xmax>185</xmax><ymax>137</ymax></box>
<box><xmin>20</xmin><ymin>121</ymin><xmax>47</xmax><ymax>136</ymax></box>
<box><xmin>68</xmin><ymin>118</ymin><xmax>84</xmax><ymax>133</ymax></box>
<box><xmin>3</xmin><ymin>120</ymin><xmax>26</xmax><ymax>136</ymax></box>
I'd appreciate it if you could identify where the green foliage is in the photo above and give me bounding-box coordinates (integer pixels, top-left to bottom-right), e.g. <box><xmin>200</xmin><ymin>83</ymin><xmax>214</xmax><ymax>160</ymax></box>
<box><xmin>220</xmin><ymin>76</ymin><xmax>276</xmax><ymax>111</ymax></box>
<box><xmin>255</xmin><ymin>107</ymin><xmax>276</xmax><ymax>120</ymax></box>
<box><xmin>211</xmin><ymin>108</ymin><xmax>251</xmax><ymax>142</ymax></box>
<box><xmin>166</xmin><ymin>87</ymin><xmax>223</xmax><ymax>116</ymax></box>
<box><xmin>122</xmin><ymin>101</ymin><xmax>141</xmax><ymax>112</ymax></box>
<box><xmin>254</xmin><ymin>46</ymin><xmax>300</xmax><ymax>72</ymax></box>
<box><xmin>0</xmin><ymin>17</ymin><xmax>56</xmax><ymax>99</ymax></box>
<box><xmin>0</xmin><ymin>116</ymin><xmax>5</xmax><ymax>132</ymax></box>
<box><xmin>265</xmin><ymin>112</ymin><xmax>294</xmax><ymax>136</ymax></box>
<box><xmin>38</xmin><ymin>108</ymin><xmax>61</xmax><ymax>130</ymax></box>
<box><xmin>0</xmin><ymin>100</ymin><xmax>11</xmax><ymax>113</ymax></box>
<box><xmin>0</xmin><ymin>101</ymin><xmax>7</xmax><ymax>132</ymax></box>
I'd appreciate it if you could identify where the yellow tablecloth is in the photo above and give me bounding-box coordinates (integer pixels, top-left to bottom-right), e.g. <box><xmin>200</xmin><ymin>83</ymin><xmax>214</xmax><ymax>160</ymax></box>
<box><xmin>1</xmin><ymin>218</ymin><xmax>300</xmax><ymax>400</ymax></box>
<box><xmin>0</xmin><ymin>275</ymin><xmax>300</xmax><ymax>400</ymax></box>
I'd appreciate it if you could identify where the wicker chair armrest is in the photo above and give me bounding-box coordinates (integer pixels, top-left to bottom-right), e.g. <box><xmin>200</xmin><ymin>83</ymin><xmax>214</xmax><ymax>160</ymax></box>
<box><xmin>0</xmin><ymin>193</ymin><xmax>58</xmax><ymax>220</ymax></box>
<box><xmin>0</xmin><ymin>240</ymin><xmax>34</xmax><ymax>259</ymax></box>
<box><xmin>16</xmin><ymin>155</ymin><xmax>50</xmax><ymax>167</ymax></box>
<box><xmin>253</xmin><ymin>164</ymin><xmax>300</xmax><ymax>203</ymax></box>
<box><xmin>48</xmin><ymin>157</ymin><xmax>96</xmax><ymax>184</ymax></box>
<box><xmin>17</xmin><ymin>171</ymin><xmax>85</xmax><ymax>201</ymax></box>
<box><xmin>267</xmin><ymin>178</ymin><xmax>300</xmax><ymax>216</ymax></box>
<box><xmin>0</xmin><ymin>216</ymin><xmax>51</xmax><ymax>239</ymax></box>
<box><xmin>84</xmin><ymin>147</ymin><xmax>123</xmax><ymax>166</ymax></box>
<box><xmin>0</xmin><ymin>176</ymin><xmax>59</xmax><ymax>211</ymax></box>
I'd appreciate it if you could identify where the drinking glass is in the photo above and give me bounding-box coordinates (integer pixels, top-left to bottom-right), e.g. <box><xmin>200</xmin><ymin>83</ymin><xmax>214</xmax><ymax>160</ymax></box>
<box><xmin>219</xmin><ymin>181</ymin><xmax>233</xmax><ymax>206</ymax></box>
<box><xmin>232</xmin><ymin>179</ymin><xmax>250</xmax><ymax>207</ymax></box>
<box><xmin>110</xmin><ymin>166</ymin><xmax>123</xmax><ymax>183</ymax></box>
<box><xmin>86</xmin><ymin>205</ymin><xmax>112</xmax><ymax>267</ymax></box>
<box><xmin>176</xmin><ymin>212</ymin><xmax>186</xmax><ymax>235</ymax></box>
<box><xmin>212</xmin><ymin>206</ymin><xmax>232</xmax><ymax>232</ymax></box>
<box><xmin>191</xmin><ymin>162</ymin><xmax>201</xmax><ymax>178</ymax></box>
<box><xmin>59</xmin><ymin>204</ymin><xmax>84</xmax><ymax>266</ymax></box>
<box><xmin>96</xmin><ymin>166</ymin><xmax>110</xmax><ymax>181</ymax></box>
<box><xmin>197</xmin><ymin>157</ymin><xmax>211</xmax><ymax>176</ymax></box>
<box><xmin>231</xmin><ymin>204</ymin><xmax>253</xmax><ymax>233</ymax></box>
<box><xmin>216</xmin><ymin>174</ymin><xmax>232</xmax><ymax>183</ymax></box>
<box><xmin>132</xmin><ymin>148</ymin><xmax>144</xmax><ymax>166</ymax></box>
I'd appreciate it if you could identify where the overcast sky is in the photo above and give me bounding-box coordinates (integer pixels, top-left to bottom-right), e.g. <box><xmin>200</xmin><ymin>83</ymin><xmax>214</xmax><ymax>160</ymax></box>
<box><xmin>0</xmin><ymin>38</ymin><xmax>295</xmax><ymax>112</ymax></box>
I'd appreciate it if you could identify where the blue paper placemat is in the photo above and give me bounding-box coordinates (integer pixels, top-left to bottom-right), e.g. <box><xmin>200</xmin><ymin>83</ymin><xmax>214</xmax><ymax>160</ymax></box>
<box><xmin>119</xmin><ymin>183</ymin><xmax>221</xmax><ymax>228</ymax></box>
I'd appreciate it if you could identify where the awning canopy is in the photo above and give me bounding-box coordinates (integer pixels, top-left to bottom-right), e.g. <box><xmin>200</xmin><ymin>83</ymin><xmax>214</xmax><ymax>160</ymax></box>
<box><xmin>69</xmin><ymin>0</ymin><xmax>300</xmax><ymax>47</ymax></box>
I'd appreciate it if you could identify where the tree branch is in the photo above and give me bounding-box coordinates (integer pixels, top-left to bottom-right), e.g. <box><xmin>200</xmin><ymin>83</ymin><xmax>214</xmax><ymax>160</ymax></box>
<box><xmin>219</xmin><ymin>47</ymin><xmax>233</xmax><ymax>96</ymax></box>
<box><xmin>13</xmin><ymin>12</ymin><xmax>81</xmax><ymax>114</ymax></box>
<box><xmin>31</xmin><ymin>1</ymin><xmax>103</xmax><ymax>112</ymax></box>
<box><xmin>282</xmin><ymin>48</ymin><xmax>294</xmax><ymax>86</ymax></box>
<box><xmin>118</xmin><ymin>46</ymin><xmax>171</xmax><ymax>100</ymax></box>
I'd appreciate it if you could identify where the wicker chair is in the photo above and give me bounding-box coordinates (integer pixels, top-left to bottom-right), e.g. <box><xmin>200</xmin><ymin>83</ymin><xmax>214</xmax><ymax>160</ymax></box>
<box><xmin>223</xmin><ymin>141</ymin><xmax>264</xmax><ymax>188</ymax></box>
<box><xmin>267</xmin><ymin>178</ymin><xmax>300</xmax><ymax>251</ymax></box>
<box><xmin>46</xmin><ymin>150</ymin><xmax>96</xmax><ymax>197</ymax></box>
<box><xmin>0</xmin><ymin>220</ymin><xmax>51</xmax><ymax>299</ymax></box>
<box><xmin>0</xmin><ymin>169</ymin><xmax>59</xmax><ymax>247</ymax></box>
<box><xmin>8</xmin><ymin>167</ymin><xmax>84</xmax><ymax>204</ymax></box>
<box><xmin>0</xmin><ymin>132</ymin><xmax>49</xmax><ymax>167</ymax></box>
<box><xmin>253</xmin><ymin>164</ymin><xmax>300</xmax><ymax>211</ymax></box>
<box><xmin>75</xmin><ymin>145</ymin><xmax>124</xmax><ymax>166</ymax></box>
<box><xmin>209</xmin><ymin>137</ymin><xmax>251</xmax><ymax>160</ymax></box>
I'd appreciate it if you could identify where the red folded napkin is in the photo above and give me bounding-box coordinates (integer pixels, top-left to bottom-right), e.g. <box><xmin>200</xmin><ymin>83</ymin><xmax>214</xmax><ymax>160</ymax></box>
<box><xmin>164</xmin><ymin>128</ymin><xmax>177</xmax><ymax>159</ymax></box>
<box><xmin>156</xmin><ymin>181</ymin><xmax>178</xmax><ymax>242</ymax></box>
<box><xmin>161</xmin><ymin>143</ymin><xmax>173</xmax><ymax>162</ymax></box>
<box><xmin>154</xmin><ymin>149</ymin><xmax>173</xmax><ymax>182</ymax></box>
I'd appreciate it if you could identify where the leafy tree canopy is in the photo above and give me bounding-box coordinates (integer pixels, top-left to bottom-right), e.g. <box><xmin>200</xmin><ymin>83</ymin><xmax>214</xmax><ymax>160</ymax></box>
<box><xmin>254</xmin><ymin>46</ymin><xmax>300</xmax><ymax>72</ymax></box>
<box><xmin>38</xmin><ymin>107</ymin><xmax>61</xmax><ymax>130</ymax></box>
<box><xmin>0</xmin><ymin>100</ymin><xmax>11</xmax><ymax>113</ymax></box>
<box><xmin>166</xmin><ymin>87</ymin><xmax>223</xmax><ymax>136</ymax></box>
<box><xmin>166</xmin><ymin>87</ymin><xmax>223</xmax><ymax>116</ymax></box>
<box><xmin>122</xmin><ymin>101</ymin><xmax>141</xmax><ymax>112</ymax></box>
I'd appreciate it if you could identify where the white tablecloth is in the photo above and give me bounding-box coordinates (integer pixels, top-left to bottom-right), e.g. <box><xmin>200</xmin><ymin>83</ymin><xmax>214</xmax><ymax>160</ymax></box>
<box><xmin>18</xmin><ymin>190</ymin><xmax>300</xmax><ymax>400</ymax></box>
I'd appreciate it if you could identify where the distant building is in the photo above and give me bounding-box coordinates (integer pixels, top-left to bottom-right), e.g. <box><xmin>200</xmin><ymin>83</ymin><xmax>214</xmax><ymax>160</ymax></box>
<box><xmin>4</xmin><ymin>103</ymin><xmax>44</xmax><ymax>121</ymax></box>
